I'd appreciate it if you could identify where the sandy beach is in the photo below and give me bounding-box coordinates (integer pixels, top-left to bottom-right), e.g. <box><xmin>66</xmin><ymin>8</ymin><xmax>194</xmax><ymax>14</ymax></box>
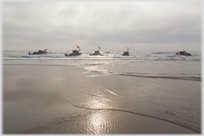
<box><xmin>3</xmin><ymin>64</ymin><xmax>198</xmax><ymax>134</ymax></box>
<box><xmin>3</xmin><ymin>0</ymin><xmax>202</xmax><ymax>134</ymax></box>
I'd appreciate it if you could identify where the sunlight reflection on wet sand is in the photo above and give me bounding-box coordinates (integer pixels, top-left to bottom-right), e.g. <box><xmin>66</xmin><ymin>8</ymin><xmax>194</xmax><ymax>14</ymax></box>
<box><xmin>87</xmin><ymin>111</ymin><xmax>107</xmax><ymax>134</ymax></box>
<box><xmin>3</xmin><ymin>65</ymin><xmax>198</xmax><ymax>134</ymax></box>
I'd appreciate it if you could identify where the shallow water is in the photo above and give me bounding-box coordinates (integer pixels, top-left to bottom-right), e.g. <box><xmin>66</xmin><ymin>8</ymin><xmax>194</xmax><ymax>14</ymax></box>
<box><xmin>3</xmin><ymin>50</ymin><xmax>201</xmax><ymax>133</ymax></box>
<box><xmin>57</xmin><ymin>72</ymin><xmax>201</xmax><ymax>132</ymax></box>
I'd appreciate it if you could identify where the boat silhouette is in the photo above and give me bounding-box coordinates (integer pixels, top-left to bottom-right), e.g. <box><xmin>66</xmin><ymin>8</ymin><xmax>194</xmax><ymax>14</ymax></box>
<box><xmin>28</xmin><ymin>49</ymin><xmax>48</xmax><ymax>55</ymax></box>
<box><xmin>90</xmin><ymin>46</ymin><xmax>102</xmax><ymax>56</ymax></box>
<box><xmin>65</xmin><ymin>46</ymin><xmax>82</xmax><ymax>56</ymax></box>
<box><xmin>176</xmin><ymin>50</ymin><xmax>191</xmax><ymax>56</ymax></box>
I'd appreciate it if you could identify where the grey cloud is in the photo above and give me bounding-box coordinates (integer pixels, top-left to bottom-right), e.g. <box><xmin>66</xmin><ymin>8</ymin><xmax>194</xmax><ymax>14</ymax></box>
<box><xmin>3</xmin><ymin>1</ymin><xmax>202</xmax><ymax>51</ymax></box>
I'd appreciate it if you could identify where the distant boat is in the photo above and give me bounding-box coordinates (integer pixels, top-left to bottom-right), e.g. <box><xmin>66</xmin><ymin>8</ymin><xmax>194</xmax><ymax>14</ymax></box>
<box><xmin>90</xmin><ymin>51</ymin><xmax>102</xmax><ymax>56</ymax></box>
<box><xmin>28</xmin><ymin>49</ymin><xmax>48</xmax><ymax>55</ymax></box>
<box><xmin>65</xmin><ymin>46</ymin><xmax>82</xmax><ymax>56</ymax></box>
<box><xmin>90</xmin><ymin>46</ymin><xmax>102</xmax><ymax>56</ymax></box>
<box><xmin>65</xmin><ymin>50</ymin><xmax>82</xmax><ymax>56</ymax></box>
<box><xmin>176</xmin><ymin>50</ymin><xmax>191</xmax><ymax>56</ymax></box>
<box><xmin>122</xmin><ymin>47</ymin><xmax>130</xmax><ymax>56</ymax></box>
<box><xmin>122</xmin><ymin>51</ymin><xmax>129</xmax><ymax>56</ymax></box>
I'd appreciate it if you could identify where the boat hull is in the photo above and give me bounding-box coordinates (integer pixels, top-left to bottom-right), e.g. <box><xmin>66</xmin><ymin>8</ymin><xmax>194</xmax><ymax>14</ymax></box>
<box><xmin>90</xmin><ymin>54</ymin><xmax>102</xmax><ymax>56</ymax></box>
<box><xmin>176</xmin><ymin>53</ymin><xmax>191</xmax><ymax>56</ymax></box>
<box><xmin>122</xmin><ymin>51</ymin><xmax>129</xmax><ymax>56</ymax></box>
<box><xmin>65</xmin><ymin>53</ymin><xmax>82</xmax><ymax>56</ymax></box>
<box><xmin>28</xmin><ymin>52</ymin><xmax>47</xmax><ymax>55</ymax></box>
<box><xmin>176</xmin><ymin>54</ymin><xmax>191</xmax><ymax>56</ymax></box>
<box><xmin>176</xmin><ymin>50</ymin><xmax>192</xmax><ymax>56</ymax></box>
<box><xmin>90</xmin><ymin>51</ymin><xmax>102</xmax><ymax>56</ymax></box>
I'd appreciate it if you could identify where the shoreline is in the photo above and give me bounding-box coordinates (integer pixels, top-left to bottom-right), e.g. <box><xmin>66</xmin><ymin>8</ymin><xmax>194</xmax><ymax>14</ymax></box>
<box><xmin>3</xmin><ymin>64</ymin><xmax>200</xmax><ymax>134</ymax></box>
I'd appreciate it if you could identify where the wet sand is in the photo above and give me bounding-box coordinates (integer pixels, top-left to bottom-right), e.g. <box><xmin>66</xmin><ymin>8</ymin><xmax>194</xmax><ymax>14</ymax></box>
<box><xmin>3</xmin><ymin>64</ymin><xmax>197</xmax><ymax>134</ymax></box>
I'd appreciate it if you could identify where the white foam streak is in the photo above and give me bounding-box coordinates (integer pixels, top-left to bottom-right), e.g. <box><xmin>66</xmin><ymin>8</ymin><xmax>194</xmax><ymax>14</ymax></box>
<box><xmin>105</xmin><ymin>89</ymin><xmax>122</xmax><ymax>97</ymax></box>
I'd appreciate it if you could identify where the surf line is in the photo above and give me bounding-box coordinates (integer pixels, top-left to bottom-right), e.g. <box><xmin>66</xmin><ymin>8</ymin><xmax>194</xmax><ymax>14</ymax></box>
<box><xmin>55</xmin><ymin>79</ymin><xmax>199</xmax><ymax>133</ymax></box>
<box><xmin>81</xmin><ymin>66</ymin><xmax>201</xmax><ymax>82</ymax></box>
<box><xmin>119</xmin><ymin>73</ymin><xmax>201</xmax><ymax>81</ymax></box>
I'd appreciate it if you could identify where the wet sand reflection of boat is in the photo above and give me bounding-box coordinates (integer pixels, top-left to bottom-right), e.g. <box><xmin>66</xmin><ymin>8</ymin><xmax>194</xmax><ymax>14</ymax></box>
<box><xmin>28</xmin><ymin>49</ymin><xmax>48</xmax><ymax>55</ymax></box>
<box><xmin>122</xmin><ymin>47</ymin><xmax>130</xmax><ymax>56</ymax></box>
<box><xmin>65</xmin><ymin>46</ymin><xmax>82</xmax><ymax>56</ymax></box>
<box><xmin>176</xmin><ymin>50</ymin><xmax>191</xmax><ymax>56</ymax></box>
<box><xmin>90</xmin><ymin>46</ymin><xmax>102</xmax><ymax>56</ymax></box>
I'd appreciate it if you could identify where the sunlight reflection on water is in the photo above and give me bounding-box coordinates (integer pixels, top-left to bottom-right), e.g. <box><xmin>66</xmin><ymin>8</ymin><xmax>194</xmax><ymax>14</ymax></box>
<box><xmin>86</xmin><ymin>112</ymin><xmax>110</xmax><ymax>134</ymax></box>
<box><xmin>88</xmin><ymin>112</ymin><xmax>106</xmax><ymax>134</ymax></box>
<box><xmin>87</xmin><ymin>99</ymin><xmax>106</xmax><ymax>109</ymax></box>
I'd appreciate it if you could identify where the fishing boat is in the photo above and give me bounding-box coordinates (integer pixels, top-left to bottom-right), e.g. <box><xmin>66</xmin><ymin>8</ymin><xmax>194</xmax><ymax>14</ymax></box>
<box><xmin>28</xmin><ymin>49</ymin><xmax>48</xmax><ymax>55</ymax></box>
<box><xmin>90</xmin><ymin>51</ymin><xmax>102</xmax><ymax>56</ymax></box>
<box><xmin>122</xmin><ymin>51</ymin><xmax>129</xmax><ymax>56</ymax></box>
<box><xmin>176</xmin><ymin>50</ymin><xmax>191</xmax><ymax>56</ymax></box>
<box><xmin>90</xmin><ymin>46</ymin><xmax>102</xmax><ymax>56</ymax></box>
<box><xmin>65</xmin><ymin>46</ymin><xmax>82</xmax><ymax>56</ymax></box>
<box><xmin>122</xmin><ymin>47</ymin><xmax>130</xmax><ymax>56</ymax></box>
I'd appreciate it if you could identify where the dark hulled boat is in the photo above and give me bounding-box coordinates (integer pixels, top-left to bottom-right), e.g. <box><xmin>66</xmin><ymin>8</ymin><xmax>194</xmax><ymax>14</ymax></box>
<box><xmin>122</xmin><ymin>51</ymin><xmax>129</xmax><ymax>56</ymax></box>
<box><xmin>90</xmin><ymin>46</ymin><xmax>102</xmax><ymax>56</ymax></box>
<box><xmin>28</xmin><ymin>49</ymin><xmax>48</xmax><ymax>55</ymax></box>
<box><xmin>122</xmin><ymin>47</ymin><xmax>130</xmax><ymax>56</ymax></box>
<box><xmin>65</xmin><ymin>46</ymin><xmax>82</xmax><ymax>56</ymax></box>
<box><xmin>176</xmin><ymin>50</ymin><xmax>191</xmax><ymax>56</ymax></box>
<box><xmin>90</xmin><ymin>51</ymin><xmax>102</xmax><ymax>56</ymax></box>
<box><xmin>65</xmin><ymin>50</ymin><xmax>82</xmax><ymax>56</ymax></box>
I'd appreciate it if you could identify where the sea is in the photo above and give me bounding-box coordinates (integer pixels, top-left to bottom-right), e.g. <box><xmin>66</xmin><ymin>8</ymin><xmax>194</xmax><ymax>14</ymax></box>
<box><xmin>2</xmin><ymin>50</ymin><xmax>202</xmax><ymax>133</ymax></box>
<box><xmin>3</xmin><ymin>50</ymin><xmax>201</xmax><ymax>81</ymax></box>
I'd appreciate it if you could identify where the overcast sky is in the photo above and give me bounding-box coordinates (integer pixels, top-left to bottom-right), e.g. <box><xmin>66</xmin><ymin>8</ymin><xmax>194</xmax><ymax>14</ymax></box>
<box><xmin>3</xmin><ymin>1</ymin><xmax>202</xmax><ymax>52</ymax></box>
